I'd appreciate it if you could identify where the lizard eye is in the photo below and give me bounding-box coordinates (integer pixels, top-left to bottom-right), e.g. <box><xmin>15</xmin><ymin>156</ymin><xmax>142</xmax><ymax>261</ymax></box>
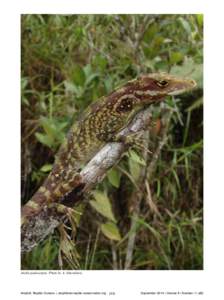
<box><xmin>116</xmin><ymin>98</ymin><xmax>133</xmax><ymax>113</ymax></box>
<box><xmin>155</xmin><ymin>80</ymin><xmax>169</xmax><ymax>88</ymax></box>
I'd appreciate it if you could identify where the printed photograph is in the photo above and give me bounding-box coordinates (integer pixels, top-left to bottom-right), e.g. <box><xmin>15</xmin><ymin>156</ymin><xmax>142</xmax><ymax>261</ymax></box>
<box><xmin>21</xmin><ymin>14</ymin><xmax>203</xmax><ymax>270</ymax></box>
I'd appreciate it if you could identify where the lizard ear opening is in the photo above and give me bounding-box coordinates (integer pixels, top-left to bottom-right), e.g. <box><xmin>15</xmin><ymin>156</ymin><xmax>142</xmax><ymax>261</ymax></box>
<box><xmin>116</xmin><ymin>98</ymin><xmax>133</xmax><ymax>113</ymax></box>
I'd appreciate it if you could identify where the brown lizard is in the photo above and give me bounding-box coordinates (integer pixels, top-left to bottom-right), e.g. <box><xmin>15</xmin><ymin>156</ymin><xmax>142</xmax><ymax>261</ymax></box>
<box><xmin>21</xmin><ymin>73</ymin><xmax>196</xmax><ymax>226</ymax></box>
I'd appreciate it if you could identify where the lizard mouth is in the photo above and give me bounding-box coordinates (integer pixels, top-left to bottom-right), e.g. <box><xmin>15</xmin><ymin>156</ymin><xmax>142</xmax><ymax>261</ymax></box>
<box><xmin>169</xmin><ymin>89</ymin><xmax>189</xmax><ymax>96</ymax></box>
<box><xmin>169</xmin><ymin>79</ymin><xmax>197</xmax><ymax>96</ymax></box>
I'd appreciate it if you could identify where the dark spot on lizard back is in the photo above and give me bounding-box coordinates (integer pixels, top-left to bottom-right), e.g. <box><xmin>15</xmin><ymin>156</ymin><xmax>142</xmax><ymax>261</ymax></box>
<box><xmin>60</xmin><ymin>183</ymin><xmax>86</xmax><ymax>207</ymax></box>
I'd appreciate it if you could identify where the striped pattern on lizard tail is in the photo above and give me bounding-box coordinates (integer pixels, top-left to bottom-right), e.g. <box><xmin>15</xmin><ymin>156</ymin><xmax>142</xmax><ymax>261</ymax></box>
<box><xmin>21</xmin><ymin>73</ymin><xmax>196</xmax><ymax>224</ymax></box>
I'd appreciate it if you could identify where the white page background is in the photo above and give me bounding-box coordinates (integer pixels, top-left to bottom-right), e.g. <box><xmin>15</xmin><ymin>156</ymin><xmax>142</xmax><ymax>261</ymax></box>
<box><xmin>0</xmin><ymin>1</ymin><xmax>223</xmax><ymax>299</ymax></box>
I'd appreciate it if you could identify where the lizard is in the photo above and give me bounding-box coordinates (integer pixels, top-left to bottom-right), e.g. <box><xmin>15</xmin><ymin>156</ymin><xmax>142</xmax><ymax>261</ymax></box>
<box><xmin>21</xmin><ymin>73</ymin><xmax>196</xmax><ymax>227</ymax></box>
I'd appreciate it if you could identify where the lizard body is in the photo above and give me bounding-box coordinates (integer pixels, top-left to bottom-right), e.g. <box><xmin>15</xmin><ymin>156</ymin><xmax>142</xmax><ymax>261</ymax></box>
<box><xmin>21</xmin><ymin>73</ymin><xmax>196</xmax><ymax>224</ymax></box>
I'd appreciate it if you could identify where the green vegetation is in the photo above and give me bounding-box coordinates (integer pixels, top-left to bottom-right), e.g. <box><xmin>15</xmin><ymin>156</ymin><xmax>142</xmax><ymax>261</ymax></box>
<box><xmin>21</xmin><ymin>14</ymin><xmax>203</xmax><ymax>270</ymax></box>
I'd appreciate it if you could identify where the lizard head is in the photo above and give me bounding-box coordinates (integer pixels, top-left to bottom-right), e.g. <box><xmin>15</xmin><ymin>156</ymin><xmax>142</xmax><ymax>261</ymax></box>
<box><xmin>112</xmin><ymin>73</ymin><xmax>196</xmax><ymax>115</ymax></box>
<box><xmin>132</xmin><ymin>73</ymin><xmax>196</xmax><ymax>102</ymax></box>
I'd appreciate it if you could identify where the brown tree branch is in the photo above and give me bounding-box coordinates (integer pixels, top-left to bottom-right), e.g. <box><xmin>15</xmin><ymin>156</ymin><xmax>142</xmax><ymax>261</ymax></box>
<box><xmin>21</xmin><ymin>107</ymin><xmax>153</xmax><ymax>253</ymax></box>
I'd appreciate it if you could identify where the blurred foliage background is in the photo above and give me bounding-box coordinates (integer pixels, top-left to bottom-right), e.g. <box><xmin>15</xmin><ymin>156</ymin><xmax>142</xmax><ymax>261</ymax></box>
<box><xmin>21</xmin><ymin>14</ymin><xmax>203</xmax><ymax>270</ymax></box>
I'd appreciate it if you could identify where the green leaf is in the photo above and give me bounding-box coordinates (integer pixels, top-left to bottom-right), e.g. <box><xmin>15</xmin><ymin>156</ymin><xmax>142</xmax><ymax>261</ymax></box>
<box><xmin>170</xmin><ymin>57</ymin><xmax>203</xmax><ymax>88</ymax></box>
<box><xmin>73</xmin><ymin>27</ymin><xmax>84</xmax><ymax>42</ymax></box>
<box><xmin>170</xmin><ymin>57</ymin><xmax>194</xmax><ymax>77</ymax></box>
<box><xmin>129</xmin><ymin>149</ymin><xmax>146</xmax><ymax>166</ymax></box>
<box><xmin>196</xmin><ymin>14</ymin><xmax>203</xmax><ymax>28</ymax></box>
<box><xmin>127</xmin><ymin>146</ymin><xmax>146</xmax><ymax>183</ymax></box>
<box><xmin>21</xmin><ymin>77</ymin><xmax>28</xmax><ymax>90</ymax></box>
<box><xmin>39</xmin><ymin>117</ymin><xmax>56</xmax><ymax>140</ymax></box>
<box><xmin>85</xmin><ymin>73</ymin><xmax>99</xmax><ymax>87</ymax></box>
<box><xmin>101</xmin><ymin>222</ymin><xmax>121</xmax><ymax>241</ymax></box>
<box><xmin>64</xmin><ymin>81</ymin><xmax>84</xmax><ymax>98</ymax></box>
<box><xmin>143</xmin><ymin>23</ymin><xmax>158</xmax><ymax>43</ymax></box>
<box><xmin>90</xmin><ymin>191</ymin><xmax>116</xmax><ymax>222</ymax></box>
<box><xmin>37</xmin><ymin>117</ymin><xmax>67</xmax><ymax>147</ymax></box>
<box><xmin>35</xmin><ymin>132</ymin><xmax>54</xmax><ymax>148</ymax></box>
<box><xmin>104</xmin><ymin>76</ymin><xmax>113</xmax><ymax>93</ymax></box>
<box><xmin>71</xmin><ymin>65</ymin><xmax>86</xmax><ymax>86</ymax></box>
<box><xmin>40</xmin><ymin>164</ymin><xmax>53</xmax><ymax>172</ymax></box>
<box><xmin>129</xmin><ymin>158</ymin><xmax>141</xmax><ymax>181</ymax></box>
<box><xmin>64</xmin><ymin>80</ymin><xmax>78</xmax><ymax>94</ymax></box>
<box><xmin>107</xmin><ymin>168</ymin><xmax>120</xmax><ymax>188</ymax></box>
<box><xmin>21</xmin><ymin>97</ymin><xmax>29</xmax><ymax>106</ymax></box>
<box><xmin>170</xmin><ymin>51</ymin><xmax>184</xmax><ymax>64</ymax></box>
<box><xmin>178</xmin><ymin>17</ymin><xmax>191</xmax><ymax>35</ymax></box>
<box><xmin>93</xmin><ymin>54</ymin><xmax>108</xmax><ymax>71</ymax></box>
